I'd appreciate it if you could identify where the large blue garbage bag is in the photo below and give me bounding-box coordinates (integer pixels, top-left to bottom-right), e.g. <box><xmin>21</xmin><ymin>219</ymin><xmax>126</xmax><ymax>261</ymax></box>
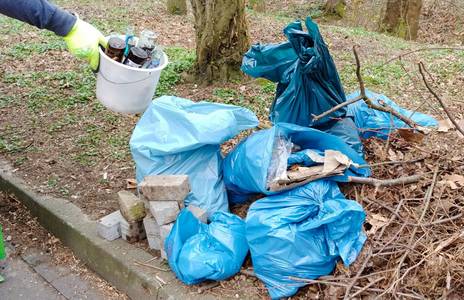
<box><xmin>316</xmin><ymin>117</ymin><xmax>363</xmax><ymax>155</ymax></box>
<box><xmin>241</xmin><ymin>17</ymin><xmax>347</xmax><ymax>126</ymax></box>
<box><xmin>165</xmin><ymin>209</ymin><xmax>249</xmax><ymax>284</ymax></box>
<box><xmin>347</xmin><ymin>89</ymin><xmax>438</xmax><ymax>139</ymax></box>
<box><xmin>130</xmin><ymin>96</ymin><xmax>259</xmax><ymax>215</ymax></box>
<box><xmin>223</xmin><ymin>123</ymin><xmax>370</xmax><ymax>203</ymax></box>
<box><xmin>246</xmin><ymin>180</ymin><xmax>366</xmax><ymax>299</ymax></box>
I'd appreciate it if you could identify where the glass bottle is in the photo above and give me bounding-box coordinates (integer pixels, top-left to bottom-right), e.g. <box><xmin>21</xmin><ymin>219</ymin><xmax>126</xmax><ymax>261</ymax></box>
<box><xmin>124</xmin><ymin>47</ymin><xmax>148</xmax><ymax>68</ymax></box>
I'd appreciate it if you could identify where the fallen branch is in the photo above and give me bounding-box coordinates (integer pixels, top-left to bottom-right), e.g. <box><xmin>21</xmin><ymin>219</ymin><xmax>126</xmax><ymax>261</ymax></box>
<box><xmin>382</xmin><ymin>47</ymin><xmax>464</xmax><ymax>66</ymax></box>
<box><xmin>288</xmin><ymin>277</ymin><xmax>423</xmax><ymax>299</ymax></box>
<box><xmin>312</xmin><ymin>46</ymin><xmax>422</xmax><ymax>133</ymax></box>
<box><xmin>418</xmin><ymin>61</ymin><xmax>464</xmax><ymax>136</ymax></box>
<box><xmin>380</xmin><ymin>166</ymin><xmax>439</xmax><ymax>297</ymax></box>
<box><xmin>348</xmin><ymin>174</ymin><xmax>423</xmax><ymax>187</ymax></box>
<box><xmin>344</xmin><ymin>246</ymin><xmax>373</xmax><ymax>299</ymax></box>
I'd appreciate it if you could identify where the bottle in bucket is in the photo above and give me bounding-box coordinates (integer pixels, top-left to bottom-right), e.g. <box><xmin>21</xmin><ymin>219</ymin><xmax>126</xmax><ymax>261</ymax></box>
<box><xmin>105</xmin><ymin>37</ymin><xmax>125</xmax><ymax>62</ymax></box>
<box><xmin>138</xmin><ymin>29</ymin><xmax>157</xmax><ymax>53</ymax></box>
<box><xmin>124</xmin><ymin>47</ymin><xmax>148</xmax><ymax>68</ymax></box>
<box><xmin>143</xmin><ymin>46</ymin><xmax>163</xmax><ymax>69</ymax></box>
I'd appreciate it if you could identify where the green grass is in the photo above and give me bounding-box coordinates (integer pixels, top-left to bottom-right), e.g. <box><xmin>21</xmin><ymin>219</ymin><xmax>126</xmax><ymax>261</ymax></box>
<box><xmin>0</xmin><ymin>16</ymin><xmax>26</xmax><ymax>35</ymax></box>
<box><xmin>155</xmin><ymin>47</ymin><xmax>195</xmax><ymax>96</ymax></box>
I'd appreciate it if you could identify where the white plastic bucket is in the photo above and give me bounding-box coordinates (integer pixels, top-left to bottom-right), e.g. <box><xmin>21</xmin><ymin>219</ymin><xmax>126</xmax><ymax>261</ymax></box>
<box><xmin>96</xmin><ymin>46</ymin><xmax>168</xmax><ymax>114</ymax></box>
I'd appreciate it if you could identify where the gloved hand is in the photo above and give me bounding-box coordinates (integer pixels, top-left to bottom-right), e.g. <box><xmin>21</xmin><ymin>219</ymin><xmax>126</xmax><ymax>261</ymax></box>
<box><xmin>64</xmin><ymin>18</ymin><xmax>107</xmax><ymax>71</ymax></box>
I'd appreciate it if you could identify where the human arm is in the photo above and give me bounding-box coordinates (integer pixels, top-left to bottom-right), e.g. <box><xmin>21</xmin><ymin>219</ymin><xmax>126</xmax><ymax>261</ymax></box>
<box><xmin>0</xmin><ymin>0</ymin><xmax>107</xmax><ymax>70</ymax></box>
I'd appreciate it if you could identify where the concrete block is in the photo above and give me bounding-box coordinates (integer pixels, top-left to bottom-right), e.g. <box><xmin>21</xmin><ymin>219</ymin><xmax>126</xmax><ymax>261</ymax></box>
<box><xmin>139</xmin><ymin>175</ymin><xmax>189</xmax><ymax>205</ymax></box>
<box><xmin>97</xmin><ymin>210</ymin><xmax>123</xmax><ymax>241</ymax></box>
<box><xmin>161</xmin><ymin>248</ymin><xmax>167</xmax><ymax>260</ymax></box>
<box><xmin>120</xmin><ymin>218</ymin><xmax>145</xmax><ymax>243</ymax></box>
<box><xmin>187</xmin><ymin>205</ymin><xmax>208</xmax><ymax>223</ymax></box>
<box><xmin>160</xmin><ymin>223</ymin><xmax>174</xmax><ymax>245</ymax></box>
<box><xmin>118</xmin><ymin>191</ymin><xmax>146</xmax><ymax>222</ymax></box>
<box><xmin>143</xmin><ymin>216</ymin><xmax>160</xmax><ymax>237</ymax></box>
<box><xmin>149</xmin><ymin>201</ymin><xmax>179</xmax><ymax>225</ymax></box>
<box><xmin>147</xmin><ymin>235</ymin><xmax>161</xmax><ymax>250</ymax></box>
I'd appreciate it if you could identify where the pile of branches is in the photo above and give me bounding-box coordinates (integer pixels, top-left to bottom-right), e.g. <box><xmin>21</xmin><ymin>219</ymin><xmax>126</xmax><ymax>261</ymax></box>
<box><xmin>297</xmin><ymin>132</ymin><xmax>464</xmax><ymax>299</ymax></box>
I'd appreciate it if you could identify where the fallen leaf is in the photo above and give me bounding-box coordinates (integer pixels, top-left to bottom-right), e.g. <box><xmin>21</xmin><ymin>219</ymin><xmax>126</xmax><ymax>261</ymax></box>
<box><xmin>443</xmin><ymin>174</ymin><xmax>464</xmax><ymax>190</ymax></box>
<box><xmin>367</xmin><ymin>213</ymin><xmax>389</xmax><ymax>235</ymax></box>
<box><xmin>397</xmin><ymin>128</ymin><xmax>425</xmax><ymax>144</ymax></box>
<box><xmin>388</xmin><ymin>148</ymin><xmax>398</xmax><ymax>161</ymax></box>
<box><xmin>126</xmin><ymin>178</ymin><xmax>137</xmax><ymax>189</ymax></box>
<box><xmin>437</xmin><ymin>119</ymin><xmax>464</xmax><ymax>133</ymax></box>
<box><xmin>437</xmin><ymin>119</ymin><xmax>454</xmax><ymax>132</ymax></box>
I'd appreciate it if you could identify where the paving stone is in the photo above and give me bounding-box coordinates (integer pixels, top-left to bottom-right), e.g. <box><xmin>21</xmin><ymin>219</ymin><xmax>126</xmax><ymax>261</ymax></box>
<box><xmin>118</xmin><ymin>191</ymin><xmax>146</xmax><ymax>222</ymax></box>
<box><xmin>34</xmin><ymin>262</ymin><xmax>70</xmax><ymax>283</ymax></box>
<box><xmin>51</xmin><ymin>272</ymin><xmax>105</xmax><ymax>300</ymax></box>
<box><xmin>97</xmin><ymin>210</ymin><xmax>123</xmax><ymax>241</ymax></box>
<box><xmin>139</xmin><ymin>175</ymin><xmax>189</xmax><ymax>205</ymax></box>
<box><xmin>149</xmin><ymin>201</ymin><xmax>180</xmax><ymax>225</ymax></box>
<box><xmin>0</xmin><ymin>256</ymin><xmax>65</xmax><ymax>300</ymax></box>
<box><xmin>187</xmin><ymin>205</ymin><xmax>208</xmax><ymax>223</ymax></box>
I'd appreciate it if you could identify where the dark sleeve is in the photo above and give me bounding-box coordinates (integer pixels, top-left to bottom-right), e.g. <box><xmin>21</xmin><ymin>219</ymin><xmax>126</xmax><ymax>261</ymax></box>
<box><xmin>0</xmin><ymin>0</ymin><xmax>77</xmax><ymax>36</ymax></box>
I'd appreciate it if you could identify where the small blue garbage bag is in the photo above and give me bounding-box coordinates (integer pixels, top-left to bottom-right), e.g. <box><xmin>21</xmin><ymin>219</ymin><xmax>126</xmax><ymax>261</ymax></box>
<box><xmin>223</xmin><ymin>123</ymin><xmax>370</xmax><ymax>203</ymax></box>
<box><xmin>165</xmin><ymin>209</ymin><xmax>249</xmax><ymax>284</ymax></box>
<box><xmin>241</xmin><ymin>17</ymin><xmax>347</xmax><ymax>126</ymax></box>
<box><xmin>130</xmin><ymin>96</ymin><xmax>259</xmax><ymax>215</ymax></box>
<box><xmin>347</xmin><ymin>89</ymin><xmax>438</xmax><ymax>139</ymax></box>
<box><xmin>246</xmin><ymin>180</ymin><xmax>367</xmax><ymax>299</ymax></box>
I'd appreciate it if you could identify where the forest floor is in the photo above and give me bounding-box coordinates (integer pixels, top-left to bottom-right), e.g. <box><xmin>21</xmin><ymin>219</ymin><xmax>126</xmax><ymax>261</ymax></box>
<box><xmin>1</xmin><ymin>0</ymin><xmax>464</xmax><ymax>298</ymax></box>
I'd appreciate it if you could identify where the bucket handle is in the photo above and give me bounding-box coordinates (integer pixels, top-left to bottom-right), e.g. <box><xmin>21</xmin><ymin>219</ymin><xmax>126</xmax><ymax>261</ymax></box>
<box><xmin>98</xmin><ymin>70</ymin><xmax>154</xmax><ymax>85</ymax></box>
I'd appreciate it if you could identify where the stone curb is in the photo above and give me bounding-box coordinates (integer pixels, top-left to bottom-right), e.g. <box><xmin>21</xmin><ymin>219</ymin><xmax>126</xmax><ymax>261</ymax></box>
<box><xmin>0</xmin><ymin>160</ymin><xmax>215</xmax><ymax>300</ymax></box>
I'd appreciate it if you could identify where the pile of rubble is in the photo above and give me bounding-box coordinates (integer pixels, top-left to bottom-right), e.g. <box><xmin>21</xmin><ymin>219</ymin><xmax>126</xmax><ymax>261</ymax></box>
<box><xmin>97</xmin><ymin>175</ymin><xmax>206</xmax><ymax>260</ymax></box>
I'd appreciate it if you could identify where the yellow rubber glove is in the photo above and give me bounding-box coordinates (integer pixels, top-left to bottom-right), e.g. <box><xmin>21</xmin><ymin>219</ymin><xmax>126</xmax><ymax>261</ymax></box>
<box><xmin>64</xmin><ymin>19</ymin><xmax>107</xmax><ymax>70</ymax></box>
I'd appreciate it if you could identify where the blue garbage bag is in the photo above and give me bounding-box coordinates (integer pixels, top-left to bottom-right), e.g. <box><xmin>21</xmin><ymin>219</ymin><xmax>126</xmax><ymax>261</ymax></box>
<box><xmin>130</xmin><ymin>96</ymin><xmax>259</xmax><ymax>215</ymax></box>
<box><xmin>315</xmin><ymin>117</ymin><xmax>363</xmax><ymax>155</ymax></box>
<box><xmin>246</xmin><ymin>180</ymin><xmax>367</xmax><ymax>299</ymax></box>
<box><xmin>223</xmin><ymin>123</ymin><xmax>370</xmax><ymax>203</ymax></box>
<box><xmin>165</xmin><ymin>209</ymin><xmax>249</xmax><ymax>284</ymax></box>
<box><xmin>347</xmin><ymin>89</ymin><xmax>438</xmax><ymax>139</ymax></box>
<box><xmin>241</xmin><ymin>17</ymin><xmax>347</xmax><ymax>126</ymax></box>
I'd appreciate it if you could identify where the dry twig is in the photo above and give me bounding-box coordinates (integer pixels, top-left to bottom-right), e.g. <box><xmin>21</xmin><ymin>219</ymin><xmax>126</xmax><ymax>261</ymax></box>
<box><xmin>312</xmin><ymin>46</ymin><xmax>422</xmax><ymax>133</ymax></box>
<box><xmin>418</xmin><ymin>61</ymin><xmax>464</xmax><ymax>136</ymax></box>
<box><xmin>348</xmin><ymin>174</ymin><xmax>423</xmax><ymax>187</ymax></box>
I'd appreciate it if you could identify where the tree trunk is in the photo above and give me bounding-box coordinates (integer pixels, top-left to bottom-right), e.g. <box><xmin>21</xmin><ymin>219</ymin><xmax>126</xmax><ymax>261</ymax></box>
<box><xmin>380</xmin><ymin>0</ymin><xmax>422</xmax><ymax>40</ymax></box>
<box><xmin>249</xmin><ymin>0</ymin><xmax>266</xmax><ymax>13</ymax></box>
<box><xmin>324</xmin><ymin>0</ymin><xmax>346</xmax><ymax>18</ymax></box>
<box><xmin>167</xmin><ymin>0</ymin><xmax>187</xmax><ymax>15</ymax></box>
<box><xmin>190</xmin><ymin>0</ymin><xmax>249</xmax><ymax>82</ymax></box>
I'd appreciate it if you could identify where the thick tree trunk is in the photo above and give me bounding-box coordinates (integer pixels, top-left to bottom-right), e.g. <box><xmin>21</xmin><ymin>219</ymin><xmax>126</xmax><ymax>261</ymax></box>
<box><xmin>190</xmin><ymin>0</ymin><xmax>249</xmax><ymax>82</ymax></box>
<box><xmin>324</xmin><ymin>0</ymin><xmax>346</xmax><ymax>18</ymax></box>
<box><xmin>167</xmin><ymin>0</ymin><xmax>187</xmax><ymax>15</ymax></box>
<box><xmin>380</xmin><ymin>0</ymin><xmax>422</xmax><ymax>40</ymax></box>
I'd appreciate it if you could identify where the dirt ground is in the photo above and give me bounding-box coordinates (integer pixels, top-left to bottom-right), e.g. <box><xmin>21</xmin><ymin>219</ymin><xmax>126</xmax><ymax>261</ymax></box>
<box><xmin>1</xmin><ymin>0</ymin><xmax>464</xmax><ymax>299</ymax></box>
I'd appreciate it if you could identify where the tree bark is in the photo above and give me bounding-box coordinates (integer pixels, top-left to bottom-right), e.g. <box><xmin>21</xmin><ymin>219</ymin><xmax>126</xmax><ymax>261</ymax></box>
<box><xmin>190</xmin><ymin>0</ymin><xmax>249</xmax><ymax>82</ymax></box>
<box><xmin>324</xmin><ymin>0</ymin><xmax>346</xmax><ymax>18</ymax></box>
<box><xmin>167</xmin><ymin>0</ymin><xmax>187</xmax><ymax>14</ymax></box>
<box><xmin>380</xmin><ymin>0</ymin><xmax>422</xmax><ymax>40</ymax></box>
